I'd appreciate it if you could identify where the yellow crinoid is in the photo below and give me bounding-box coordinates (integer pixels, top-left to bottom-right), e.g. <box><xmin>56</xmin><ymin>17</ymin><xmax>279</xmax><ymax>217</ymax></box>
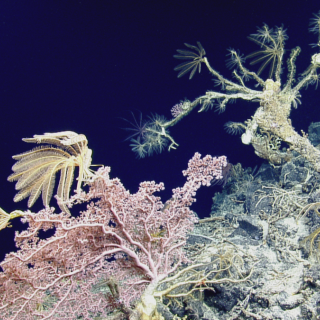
<box><xmin>8</xmin><ymin>131</ymin><xmax>94</xmax><ymax>213</ymax></box>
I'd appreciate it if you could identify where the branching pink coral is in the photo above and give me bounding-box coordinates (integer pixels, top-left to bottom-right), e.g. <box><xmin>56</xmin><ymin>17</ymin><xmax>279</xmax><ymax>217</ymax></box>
<box><xmin>0</xmin><ymin>152</ymin><xmax>227</xmax><ymax>319</ymax></box>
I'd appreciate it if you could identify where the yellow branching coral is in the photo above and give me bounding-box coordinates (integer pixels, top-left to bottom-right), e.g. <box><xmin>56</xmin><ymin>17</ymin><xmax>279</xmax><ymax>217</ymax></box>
<box><xmin>129</xmin><ymin>11</ymin><xmax>320</xmax><ymax>172</ymax></box>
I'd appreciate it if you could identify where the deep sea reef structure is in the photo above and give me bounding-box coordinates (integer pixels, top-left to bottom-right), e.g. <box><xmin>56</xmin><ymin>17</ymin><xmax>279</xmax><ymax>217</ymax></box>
<box><xmin>2</xmin><ymin>132</ymin><xmax>253</xmax><ymax>319</ymax></box>
<box><xmin>129</xmin><ymin>11</ymin><xmax>320</xmax><ymax>171</ymax></box>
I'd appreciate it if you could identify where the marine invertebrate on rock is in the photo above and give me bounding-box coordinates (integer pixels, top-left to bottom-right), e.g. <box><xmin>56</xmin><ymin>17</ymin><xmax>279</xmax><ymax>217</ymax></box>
<box><xmin>130</xmin><ymin>12</ymin><xmax>320</xmax><ymax>172</ymax></box>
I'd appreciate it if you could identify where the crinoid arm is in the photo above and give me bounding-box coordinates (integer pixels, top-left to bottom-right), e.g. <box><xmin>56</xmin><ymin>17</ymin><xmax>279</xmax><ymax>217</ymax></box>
<box><xmin>246</xmin><ymin>25</ymin><xmax>287</xmax><ymax>80</ymax></box>
<box><xmin>224</xmin><ymin>121</ymin><xmax>246</xmax><ymax>135</ymax></box>
<box><xmin>8</xmin><ymin>131</ymin><xmax>94</xmax><ymax>213</ymax></box>
<box><xmin>174</xmin><ymin>42</ymin><xmax>206</xmax><ymax>79</ymax></box>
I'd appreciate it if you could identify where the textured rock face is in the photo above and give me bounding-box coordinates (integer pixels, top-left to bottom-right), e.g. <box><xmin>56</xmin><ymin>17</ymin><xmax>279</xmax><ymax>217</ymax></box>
<box><xmin>158</xmin><ymin>125</ymin><xmax>320</xmax><ymax>319</ymax></box>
